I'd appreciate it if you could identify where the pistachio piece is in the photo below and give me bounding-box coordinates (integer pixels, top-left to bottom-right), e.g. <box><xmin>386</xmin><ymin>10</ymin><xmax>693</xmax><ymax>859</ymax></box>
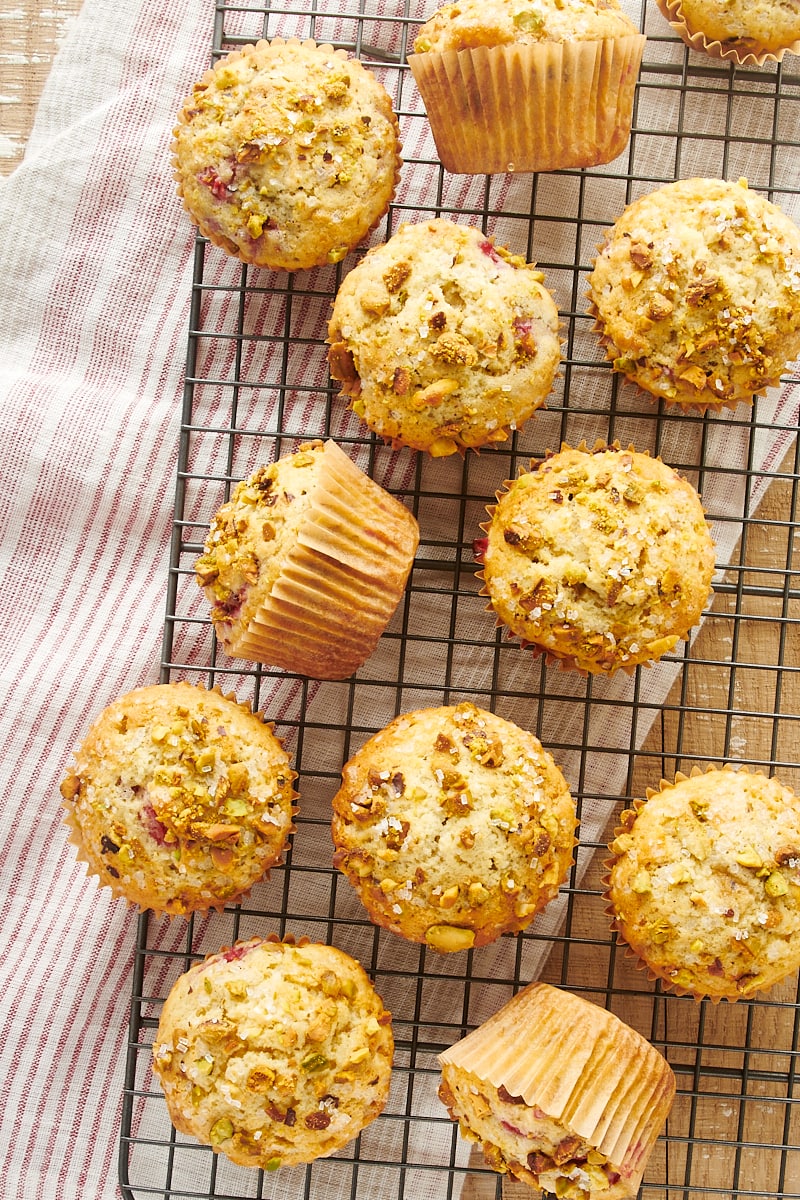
<box><xmin>209</xmin><ymin>1117</ymin><xmax>234</xmax><ymax>1143</ymax></box>
<box><xmin>765</xmin><ymin>871</ymin><xmax>789</xmax><ymax>898</ymax></box>
<box><xmin>425</xmin><ymin>924</ymin><xmax>476</xmax><ymax>953</ymax></box>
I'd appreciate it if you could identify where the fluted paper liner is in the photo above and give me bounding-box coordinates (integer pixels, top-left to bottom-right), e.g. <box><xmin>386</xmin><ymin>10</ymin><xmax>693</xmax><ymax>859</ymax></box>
<box><xmin>653</xmin><ymin>0</ymin><xmax>800</xmax><ymax>66</ymax></box>
<box><xmin>231</xmin><ymin>440</ymin><xmax>419</xmax><ymax>679</ymax></box>
<box><xmin>409</xmin><ymin>35</ymin><xmax>645</xmax><ymax>175</ymax></box>
<box><xmin>439</xmin><ymin>981</ymin><xmax>675</xmax><ymax>1191</ymax></box>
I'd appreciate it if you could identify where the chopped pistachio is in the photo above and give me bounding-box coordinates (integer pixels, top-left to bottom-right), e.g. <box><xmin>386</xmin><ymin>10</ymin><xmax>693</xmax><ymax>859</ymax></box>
<box><xmin>765</xmin><ymin>871</ymin><xmax>789</xmax><ymax>898</ymax></box>
<box><xmin>631</xmin><ymin>870</ymin><xmax>652</xmax><ymax>894</ymax></box>
<box><xmin>210</xmin><ymin>1117</ymin><xmax>233</xmax><ymax>1142</ymax></box>
<box><xmin>300</xmin><ymin>1052</ymin><xmax>330</xmax><ymax>1073</ymax></box>
<box><xmin>735</xmin><ymin>848</ymin><xmax>763</xmax><ymax>869</ymax></box>
<box><xmin>425</xmin><ymin>924</ymin><xmax>475</xmax><ymax>953</ymax></box>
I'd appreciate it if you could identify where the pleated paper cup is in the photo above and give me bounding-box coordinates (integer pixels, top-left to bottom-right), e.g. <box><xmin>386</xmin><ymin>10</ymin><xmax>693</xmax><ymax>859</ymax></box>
<box><xmin>409</xmin><ymin>34</ymin><xmax>645</xmax><ymax>175</ymax></box>
<box><xmin>653</xmin><ymin>0</ymin><xmax>800</xmax><ymax>66</ymax></box>
<box><xmin>439</xmin><ymin>981</ymin><xmax>675</xmax><ymax>1195</ymax></box>
<box><xmin>228</xmin><ymin>440</ymin><xmax>419</xmax><ymax>680</ymax></box>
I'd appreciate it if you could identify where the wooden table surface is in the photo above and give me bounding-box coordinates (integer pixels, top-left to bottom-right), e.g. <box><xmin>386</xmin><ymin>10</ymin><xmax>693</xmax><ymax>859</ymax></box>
<box><xmin>0</xmin><ymin>0</ymin><xmax>81</xmax><ymax>175</ymax></box>
<box><xmin>4</xmin><ymin>2</ymin><xmax>798</xmax><ymax>1196</ymax></box>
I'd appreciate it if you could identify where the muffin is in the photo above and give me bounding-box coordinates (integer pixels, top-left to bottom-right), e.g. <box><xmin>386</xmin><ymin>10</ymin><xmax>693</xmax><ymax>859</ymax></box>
<box><xmin>479</xmin><ymin>442</ymin><xmax>715</xmax><ymax>675</ymax></box>
<box><xmin>605</xmin><ymin>766</ymin><xmax>800</xmax><ymax>1001</ymax></box>
<box><xmin>59</xmin><ymin>682</ymin><xmax>296</xmax><ymax>915</ymax></box>
<box><xmin>588</xmin><ymin>177</ymin><xmax>800</xmax><ymax>409</ymax></box>
<box><xmin>438</xmin><ymin>980</ymin><xmax>676</xmax><ymax>1198</ymax></box>
<box><xmin>327</xmin><ymin>219</ymin><xmax>561</xmax><ymax>456</ymax></box>
<box><xmin>654</xmin><ymin>0</ymin><xmax>800</xmax><ymax>65</ymax></box>
<box><xmin>331</xmin><ymin>702</ymin><xmax>576</xmax><ymax>953</ymax></box>
<box><xmin>408</xmin><ymin>0</ymin><xmax>645</xmax><ymax>175</ymax></box>
<box><xmin>152</xmin><ymin>935</ymin><xmax>393</xmax><ymax>1168</ymax></box>
<box><xmin>172</xmin><ymin>38</ymin><xmax>401</xmax><ymax>271</ymax></box>
<box><xmin>195</xmin><ymin>439</ymin><xmax>419</xmax><ymax>679</ymax></box>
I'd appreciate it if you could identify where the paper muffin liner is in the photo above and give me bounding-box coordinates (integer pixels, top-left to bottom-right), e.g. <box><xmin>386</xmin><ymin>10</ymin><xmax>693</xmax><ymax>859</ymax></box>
<box><xmin>230</xmin><ymin>440</ymin><xmax>419</xmax><ymax>679</ymax></box>
<box><xmin>653</xmin><ymin>0</ymin><xmax>800</xmax><ymax>66</ymax></box>
<box><xmin>173</xmin><ymin>38</ymin><xmax>402</xmax><ymax>271</ymax></box>
<box><xmin>409</xmin><ymin>34</ymin><xmax>645</xmax><ymax>175</ymax></box>
<box><xmin>602</xmin><ymin>765</ymin><xmax>800</xmax><ymax>1003</ymax></box>
<box><xmin>439</xmin><ymin>981</ymin><xmax>675</xmax><ymax>1189</ymax></box>
<box><xmin>60</xmin><ymin>683</ymin><xmax>299</xmax><ymax>916</ymax></box>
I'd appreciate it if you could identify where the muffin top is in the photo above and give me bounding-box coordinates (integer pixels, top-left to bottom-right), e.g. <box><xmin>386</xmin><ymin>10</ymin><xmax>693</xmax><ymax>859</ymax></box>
<box><xmin>480</xmin><ymin>444</ymin><xmax>715</xmax><ymax>674</ymax></box>
<box><xmin>172</xmin><ymin>38</ymin><xmax>401</xmax><ymax>271</ymax></box>
<box><xmin>588</xmin><ymin>177</ymin><xmax>800</xmax><ymax>408</ymax></box>
<box><xmin>60</xmin><ymin>683</ymin><xmax>296</xmax><ymax>914</ymax></box>
<box><xmin>328</xmin><ymin>219</ymin><xmax>561</xmax><ymax>456</ymax></box>
<box><xmin>331</xmin><ymin>702</ymin><xmax>576</xmax><ymax>952</ymax></box>
<box><xmin>152</xmin><ymin>936</ymin><xmax>393</xmax><ymax>1168</ymax></box>
<box><xmin>606</xmin><ymin>768</ymin><xmax>800</xmax><ymax>1000</ymax></box>
<box><xmin>665</xmin><ymin>0</ymin><xmax>800</xmax><ymax>59</ymax></box>
<box><xmin>413</xmin><ymin>0</ymin><xmax>639</xmax><ymax>52</ymax></box>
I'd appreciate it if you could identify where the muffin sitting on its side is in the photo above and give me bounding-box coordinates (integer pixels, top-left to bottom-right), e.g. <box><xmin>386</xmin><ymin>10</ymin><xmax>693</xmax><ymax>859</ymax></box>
<box><xmin>195</xmin><ymin>440</ymin><xmax>419</xmax><ymax>680</ymax></box>
<box><xmin>606</xmin><ymin>766</ymin><xmax>800</xmax><ymax>1001</ymax></box>
<box><xmin>328</xmin><ymin>219</ymin><xmax>561</xmax><ymax>456</ymax></box>
<box><xmin>152</xmin><ymin>936</ymin><xmax>394</xmax><ymax>1168</ymax></box>
<box><xmin>60</xmin><ymin>682</ymin><xmax>297</xmax><ymax>914</ymax></box>
<box><xmin>438</xmin><ymin>981</ymin><xmax>675</xmax><ymax>1199</ymax></box>
<box><xmin>172</xmin><ymin>38</ymin><xmax>401</xmax><ymax>271</ymax></box>
<box><xmin>409</xmin><ymin>0</ymin><xmax>645</xmax><ymax>175</ymax></box>
<box><xmin>588</xmin><ymin>177</ymin><xmax>800</xmax><ymax>409</ymax></box>
<box><xmin>331</xmin><ymin>702</ymin><xmax>576</xmax><ymax>952</ymax></box>
<box><xmin>479</xmin><ymin>443</ymin><xmax>715</xmax><ymax>675</ymax></box>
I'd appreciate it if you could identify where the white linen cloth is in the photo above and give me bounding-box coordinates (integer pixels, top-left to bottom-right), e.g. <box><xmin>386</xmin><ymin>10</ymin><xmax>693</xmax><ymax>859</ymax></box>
<box><xmin>1</xmin><ymin>1</ymin><xmax>798</xmax><ymax>1197</ymax></box>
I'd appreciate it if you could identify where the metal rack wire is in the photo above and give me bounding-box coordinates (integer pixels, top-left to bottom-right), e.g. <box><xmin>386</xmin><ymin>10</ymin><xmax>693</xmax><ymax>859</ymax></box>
<box><xmin>119</xmin><ymin>1</ymin><xmax>800</xmax><ymax>1197</ymax></box>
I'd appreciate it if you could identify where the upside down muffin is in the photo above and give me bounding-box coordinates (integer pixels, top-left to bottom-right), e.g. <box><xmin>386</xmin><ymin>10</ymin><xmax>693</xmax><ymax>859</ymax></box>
<box><xmin>152</xmin><ymin>936</ymin><xmax>393</xmax><ymax>1168</ymax></box>
<box><xmin>172</xmin><ymin>38</ymin><xmax>401</xmax><ymax>271</ymax></box>
<box><xmin>438</xmin><ymin>980</ymin><xmax>675</xmax><ymax>1199</ymax></box>
<box><xmin>327</xmin><ymin>219</ymin><xmax>561</xmax><ymax>456</ymax></box>
<box><xmin>606</xmin><ymin>766</ymin><xmax>800</xmax><ymax>1001</ymax></box>
<box><xmin>588</xmin><ymin>177</ymin><xmax>800</xmax><ymax>409</ymax></box>
<box><xmin>479</xmin><ymin>443</ymin><xmax>715</xmax><ymax>674</ymax></box>
<box><xmin>331</xmin><ymin>702</ymin><xmax>576</xmax><ymax>953</ymax></box>
<box><xmin>195</xmin><ymin>440</ymin><xmax>419</xmax><ymax>680</ymax></box>
<box><xmin>60</xmin><ymin>682</ymin><xmax>296</xmax><ymax>914</ymax></box>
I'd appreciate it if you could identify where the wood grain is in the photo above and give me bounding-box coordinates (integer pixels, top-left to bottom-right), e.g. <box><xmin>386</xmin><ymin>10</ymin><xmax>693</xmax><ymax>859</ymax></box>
<box><xmin>0</xmin><ymin>0</ymin><xmax>82</xmax><ymax>175</ymax></box>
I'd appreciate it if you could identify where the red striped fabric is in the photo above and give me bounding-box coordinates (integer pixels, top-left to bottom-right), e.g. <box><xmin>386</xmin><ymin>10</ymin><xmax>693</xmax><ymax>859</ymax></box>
<box><xmin>0</xmin><ymin>3</ymin><xmax>212</xmax><ymax>1196</ymax></box>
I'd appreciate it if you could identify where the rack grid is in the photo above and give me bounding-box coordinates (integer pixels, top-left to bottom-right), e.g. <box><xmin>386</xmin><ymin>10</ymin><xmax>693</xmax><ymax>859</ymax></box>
<box><xmin>119</xmin><ymin>2</ymin><xmax>800</xmax><ymax>1197</ymax></box>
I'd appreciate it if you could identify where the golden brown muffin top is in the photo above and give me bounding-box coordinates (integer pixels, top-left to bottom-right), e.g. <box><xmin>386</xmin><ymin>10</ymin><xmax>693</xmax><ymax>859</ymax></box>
<box><xmin>152</xmin><ymin>937</ymin><xmax>393</xmax><ymax>1168</ymax></box>
<box><xmin>173</xmin><ymin>39</ymin><xmax>400</xmax><ymax>271</ymax></box>
<box><xmin>480</xmin><ymin>444</ymin><xmax>715</xmax><ymax>674</ymax></box>
<box><xmin>332</xmin><ymin>702</ymin><xmax>576</xmax><ymax>952</ymax></box>
<box><xmin>666</xmin><ymin>0</ymin><xmax>800</xmax><ymax>58</ymax></box>
<box><xmin>607</xmin><ymin>767</ymin><xmax>800</xmax><ymax>1000</ymax></box>
<box><xmin>60</xmin><ymin>682</ymin><xmax>296</xmax><ymax>913</ymax></box>
<box><xmin>328</xmin><ymin>219</ymin><xmax>561</xmax><ymax>456</ymax></box>
<box><xmin>588</xmin><ymin>177</ymin><xmax>800</xmax><ymax>407</ymax></box>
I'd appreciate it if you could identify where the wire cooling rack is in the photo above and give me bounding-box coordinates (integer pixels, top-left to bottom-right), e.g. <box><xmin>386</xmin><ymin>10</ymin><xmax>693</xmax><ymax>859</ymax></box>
<box><xmin>119</xmin><ymin>2</ymin><xmax>800</xmax><ymax>1197</ymax></box>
